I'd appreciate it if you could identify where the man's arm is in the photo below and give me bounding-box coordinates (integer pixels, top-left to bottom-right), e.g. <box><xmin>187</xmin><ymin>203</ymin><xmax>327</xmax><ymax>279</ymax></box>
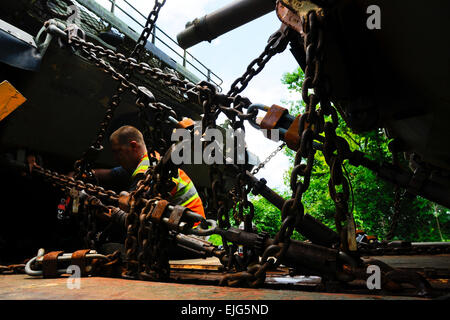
<box><xmin>93</xmin><ymin>168</ymin><xmax>114</xmax><ymax>185</ymax></box>
<box><xmin>94</xmin><ymin>166</ymin><xmax>131</xmax><ymax>192</ymax></box>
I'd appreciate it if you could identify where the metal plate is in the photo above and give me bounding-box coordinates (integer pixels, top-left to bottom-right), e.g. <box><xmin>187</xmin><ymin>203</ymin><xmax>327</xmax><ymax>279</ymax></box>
<box><xmin>0</xmin><ymin>19</ymin><xmax>36</xmax><ymax>48</ymax></box>
<box><xmin>0</xmin><ymin>80</ymin><xmax>26</xmax><ymax>122</ymax></box>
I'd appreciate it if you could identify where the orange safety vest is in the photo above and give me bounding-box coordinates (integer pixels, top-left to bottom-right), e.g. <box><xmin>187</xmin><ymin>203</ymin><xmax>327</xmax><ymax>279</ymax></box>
<box><xmin>132</xmin><ymin>153</ymin><xmax>150</xmax><ymax>178</ymax></box>
<box><xmin>169</xmin><ymin>168</ymin><xmax>205</xmax><ymax>219</ymax></box>
<box><xmin>132</xmin><ymin>152</ymin><xmax>205</xmax><ymax>219</ymax></box>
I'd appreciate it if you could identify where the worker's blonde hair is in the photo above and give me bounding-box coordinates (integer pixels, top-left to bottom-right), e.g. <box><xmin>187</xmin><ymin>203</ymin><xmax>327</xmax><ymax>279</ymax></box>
<box><xmin>110</xmin><ymin>125</ymin><xmax>145</xmax><ymax>146</ymax></box>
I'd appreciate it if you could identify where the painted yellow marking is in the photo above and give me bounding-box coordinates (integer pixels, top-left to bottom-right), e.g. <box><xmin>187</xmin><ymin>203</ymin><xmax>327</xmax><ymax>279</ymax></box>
<box><xmin>0</xmin><ymin>80</ymin><xmax>26</xmax><ymax>122</ymax></box>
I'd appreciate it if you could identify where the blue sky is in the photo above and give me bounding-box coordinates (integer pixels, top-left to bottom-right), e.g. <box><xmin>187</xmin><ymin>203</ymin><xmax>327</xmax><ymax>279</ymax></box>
<box><xmin>94</xmin><ymin>0</ymin><xmax>302</xmax><ymax>191</ymax></box>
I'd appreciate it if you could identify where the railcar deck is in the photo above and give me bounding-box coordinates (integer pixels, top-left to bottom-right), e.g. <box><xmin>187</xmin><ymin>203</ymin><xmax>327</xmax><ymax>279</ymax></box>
<box><xmin>1</xmin><ymin>254</ymin><xmax>449</xmax><ymax>300</ymax></box>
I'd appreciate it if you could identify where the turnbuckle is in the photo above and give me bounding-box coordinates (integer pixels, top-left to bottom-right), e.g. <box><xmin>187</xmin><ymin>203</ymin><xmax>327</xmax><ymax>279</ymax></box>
<box><xmin>118</xmin><ymin>193</ymin><xmax>216</xmax><ymax>235</ymax></box>
<box><xmin>247</xmin><ymin>103</ymin><xmax>301</xmax><ymax>149</ymax></box>
<box><xmin>147</xmin><ymin>200</ymin><xmax>217</xmax><ymax>235</ymax></box>
<box><xmin>25</xmin><ymin>248</ymin><xmax>109</xmax><ymax>278</ymax></box>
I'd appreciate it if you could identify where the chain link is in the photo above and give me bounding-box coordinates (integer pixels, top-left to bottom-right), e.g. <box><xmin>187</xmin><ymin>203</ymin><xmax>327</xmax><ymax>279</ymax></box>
<box><xmin>0</xmin><ymin>264</ymin><xmax>26</xmax><ymax>275</ymax></box>
<box><xmin>33</xmin><ymin>165</ymin><xmax>119</xmax><ymax>203</ymax></box>
<box><xmin>36</xmin><ymin>17</ymin><xmax>264</xmax><ymax>280</ymax></box>
<box><xmin>231</xmin><ymin>10</ymin><xmax>335</xmax><ymax>287</ymax></box>
<box><xmin>130</xmin><ymin>0</ymin><xmax>166</xmax><ymax>59</ymax></box>
<box><xmin>277</xmin><ymin>11</ymin><xmax>324</xmax><ymax>248</ymax></box>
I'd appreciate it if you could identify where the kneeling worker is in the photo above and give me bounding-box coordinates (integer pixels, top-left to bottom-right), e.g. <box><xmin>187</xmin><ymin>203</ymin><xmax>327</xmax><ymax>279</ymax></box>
<box><xmin>93</xmin><ymin>125</ymin><xmax>206</xmax><ymax>260</ymax></box>
<box><xmin>94</xmin><ymin>125</ymin><xmax>205</xmax><ymax>219</ymax></box>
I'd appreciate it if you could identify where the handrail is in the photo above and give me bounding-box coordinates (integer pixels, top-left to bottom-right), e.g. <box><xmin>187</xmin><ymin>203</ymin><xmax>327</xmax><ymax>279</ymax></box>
<box><xmin>104</xmin><ymin>0</ymin><xmax>223</xmax><ymax>90</ymax></box>
<box><xmin>120</xmin><ymin>0</ymin><xmax>218</xmax><ymax>73</ymax></box>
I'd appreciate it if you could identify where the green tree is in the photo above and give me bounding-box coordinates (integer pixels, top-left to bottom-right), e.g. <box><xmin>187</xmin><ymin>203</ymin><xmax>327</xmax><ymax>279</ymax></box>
<box><xmin>246</xmin><ymin>191</ymin><xmax>305</xmax><ymax>241</ymax></box>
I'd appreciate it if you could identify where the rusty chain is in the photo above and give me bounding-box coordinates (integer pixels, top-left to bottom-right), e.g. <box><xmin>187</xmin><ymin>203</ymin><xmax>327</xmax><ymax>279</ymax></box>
<box><xmin>209</xmin><ymin>29</ymin><xmax>294</xmax><ymax>271</ymax></box>
<box><xmin>221</xmin><ymin>15</ymin><xmax>327</xmax><ymax>287</ymax></box>
<box><xmin>31</xmin><ymin>164</ymin><xmax>119</xmax><ymax>248</ymax></box>
<box><xmin>19</xmin><ymin>1</ymin><xmax>447</xmax><ymax>292</ymax></box>
<box><xmin>137</xmin><ymin>101</ymin><xmax>177</xmax><ymax>156</ymax></box>
<box><xmin>218</xmin><ymin>27</ymin><xmax>293</xmax><ymax>281</ymax></box>
<box><xmin>130</xmin><ymin>0</ymin><xmax>166</xmax><ymax>59</ymax></box>
<box><xmin>123</xmin><ymin>167</ymin><xmax>158</xmax><ymax>278</ymax></box>
<box><xmin>81</xmin><ymin>197</ymin><xmax>99</xmax><ymax>249</ymax></box>
<box><xmin>200</xmin><ymin>85</ymin><xmax>234</xmax><ymax>265</ymax></box>
<box><xmin>33</xmin><ymin>164</ymin><xmax>119</xmax><ymax>204</ymax></box>
<box><xmin>137</xmin><ymin>198</ymin><xmax>170</xmax><ymax>281</ymax></box>
<box><xmin>0</xmin><ymin>264</ymin><xmax>26</xmax><ymax>275</ymax></box>
<box><xmin>82</xmin><ymin>195</ymin><xmax>117</xmax><ymax>250</ymax></box>
<box><xmin>221</xmin><ymin>10</ymin><xmax>351</xmax><ymax>287</ymax></box>
<box><xmin>34</xmin><ymin>20</ymin><xmax>222</xmax><ymax>278</ymax></box>
<box><xmin>59</xmin><ymin>30</ymin><xmax>260</xmax><ymax>128</ymax></box>
<box><xmin>122</xmin><ymin>152</ymin><xmax>179</xmax><ymax>280</ymax></box>
<box><xmin>234</xmin><ymin>12</ymin><xmax>328</xmax><ymax>287</ymax></box>
<box><xmin>71</xmin><ymin>0</ymin><xmax>167</xmax><ymax>180</ymax></box>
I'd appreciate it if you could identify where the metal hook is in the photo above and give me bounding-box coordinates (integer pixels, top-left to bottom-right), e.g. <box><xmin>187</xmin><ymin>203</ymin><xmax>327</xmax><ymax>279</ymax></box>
<box><xmin>25</xmin><ymin>249</ymin><xmax>109</xmax><ymax>277</ymax></box>
<box><xmin>246</xmin><ymin>103</ymin><xmax>269</xmax><ymax>129</ymax></box>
